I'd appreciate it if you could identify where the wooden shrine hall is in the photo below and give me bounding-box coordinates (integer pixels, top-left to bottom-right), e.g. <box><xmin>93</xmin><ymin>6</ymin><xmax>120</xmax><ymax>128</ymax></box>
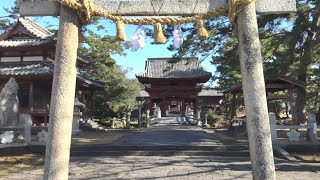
<box><xmin>223</xmin><ymin>77</ymin><xmax>307</xmax><ymax>121</ymax></box>
<box><xmin>0</xmin><ymin>17</ymin><xmax>104</xmax><ymax>125</ymax></box>
<box><xmin>136</xmin><ymin>58</ymin><xmax>212</xmax><ymax>116</ymax></box>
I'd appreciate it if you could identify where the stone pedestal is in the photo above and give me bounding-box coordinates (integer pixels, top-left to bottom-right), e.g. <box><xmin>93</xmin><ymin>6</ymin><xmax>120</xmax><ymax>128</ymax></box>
<box><xmin>268</xmin><ymin>112</ymin><xmax>277</xmax><ymax>141</ymax></box>
<box><xmin>189</xmin><ymin>111</ymin><xmax>194</xmax><ymax>122</ymax></box>
<box><xmin>20</xmin><ymin>113</ymin><xmax>32</xmax><ymax>145</ymax></box>
<box><xmin>73</xmin><ymin>98</ymin><xmax>85</xmax><ymax>135</ymax></box>
<box><xmin>307</xmin><ymin>113</ymin><xmax>318</xmax><ymax>141</ymax></box>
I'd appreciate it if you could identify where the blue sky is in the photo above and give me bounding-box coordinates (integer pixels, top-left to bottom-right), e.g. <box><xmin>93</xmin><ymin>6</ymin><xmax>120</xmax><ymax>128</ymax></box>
<box><xmin>0</xmin><ymin>0</ymin><xmax>216</xmax><ymax>83</ymax></box>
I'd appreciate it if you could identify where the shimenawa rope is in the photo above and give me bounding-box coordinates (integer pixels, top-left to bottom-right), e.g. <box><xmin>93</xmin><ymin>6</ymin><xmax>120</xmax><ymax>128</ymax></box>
<box><xmin>53</xmin><ymin>0</ymin><xmax>255</xmax><ymax>42</ymax></box>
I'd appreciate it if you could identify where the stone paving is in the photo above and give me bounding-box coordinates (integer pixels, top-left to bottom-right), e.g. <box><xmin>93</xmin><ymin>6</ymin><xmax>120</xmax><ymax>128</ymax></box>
<box><xmin>112</xmin><ymin>117</ymin><xmax>222</xmax><ymax>146</ymax></box>
<box><xmin>2</xmin><ymin>117</ymin><xmax>320</xmax><ymax>179</ymax></box>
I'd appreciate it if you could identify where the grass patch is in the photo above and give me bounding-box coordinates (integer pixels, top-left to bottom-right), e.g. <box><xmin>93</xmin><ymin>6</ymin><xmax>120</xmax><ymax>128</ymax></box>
<box><xmin>71</xmin><ymin>131</ymin><xmax>131</xmax><ymax>145</ymax></box>
<box><xmin>0</xmin><ymin>153</ymin><xmax>44</xmax><ymax>177</ymax></box>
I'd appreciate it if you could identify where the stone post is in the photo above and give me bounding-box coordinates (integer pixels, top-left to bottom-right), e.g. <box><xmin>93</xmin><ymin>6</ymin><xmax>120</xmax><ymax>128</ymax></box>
<box><xmin>43</xmin><ymin>5</ymin><xmax>80</xmax><ymax>180</ymax></box>
<box><xmin>197</xmin><ymin>109</ymin><xmax>202</xmax><ymax>126</ymax></box>
<box><xmin>307</xmin><ymin>113</ymin><xmax>318</xmax><ymax>141</ymax></box>
<box><xmin>204</xmin><ymin>113</ymin><xmax>208</xmax><ymax>126</ymax></box>
<box><xmin>268</xmin><ymin>112</ymin><xmax>278</xmax><ymax>141</ymax></box>
<box><xmin>138</xmin><ymin>105</ymin><xmax>142</xmax><ymax>128</ymax></box>
<box><xmin>126</xmin><ymin>111</ymin><xmax>131</xmax><ymax>129</ymax></box>
<box><xmin>73</xmin><ymin>98</ymin><xmax>84</xmax><ymax>135</ymax></box>
<box><xmin>185</xmin><ymin>105</ymin><xmax>189</xmax><ymax>117</ymax></box>
<box><xmin>156</xmin><ymin>106</ymin><xmax>161</xmax><ymax>119</ymax></box>
<box><xmin>153</xmin><ymin>106</ymin><xmax>157</xmax><ymax>117</ymax></box>
<box><xmin>111</xmin><ymin>117</ymin><xmax>115</xmax><ymax>129</ymax></box>
<box><xmin>20</xmin><ymin>113</ymin><xmax>32</xmax><ymax>145</ymax></box>
<box><xmin>237</xmin><ymin>2</ymin><xmax>276</xmax><ymax>179</ymax></box>
<box><xmin>146</xmin><ymin>109</ymin><xmax>150</xmax><ymax>128</ymax></box>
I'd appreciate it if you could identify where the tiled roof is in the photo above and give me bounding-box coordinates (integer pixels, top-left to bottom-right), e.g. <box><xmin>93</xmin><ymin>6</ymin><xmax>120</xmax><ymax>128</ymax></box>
<box><xmin>0</xmin><ymin>38</ymin><xmax>55</xmax><ymax>48</ymax></box>
<box><xmin>0</xmin><ymin>17</ymin><xmax>55</xmax><ymax>48</ymax></box>
<box><xmin>18</xmin><ymin>17</ymin><xmax>54</xmax><ymax>39</ymax></box>
<box><xmin>0</xmin><ymin>62</ymin><xmax>52</xmax><ymax>76</ymax></box>
<box><xmin>77</xmin><ymin>56</ymin><xmax>93</xmax><ymax>64</ymax></box>
<box><xmin>0</xmin><ymin>61</ymin><xmax>104</xmax><ymax>89</ymax></box>
<box><xmin>223</xmin><ymin>77</ymin><xmax>307</xmax><ymax>94</ymax></box>
<box><xmin>198</xmin><ymin>88</ymin><xmax>223</xmax><ymax>96</ymax></box>
<box><xmin>76</xmin><ymin>75</ymin><xmax>105</xmax><ymax>89</ymax></box>
<box><xmin>136</xmin><ymin>58</ymin><xmax>212</xmax><ymax>79</ymax></box>
<box><xmin>138</xmin><ymin>88</ymin><xmax>222</xmax><ymax>98</ymax></box>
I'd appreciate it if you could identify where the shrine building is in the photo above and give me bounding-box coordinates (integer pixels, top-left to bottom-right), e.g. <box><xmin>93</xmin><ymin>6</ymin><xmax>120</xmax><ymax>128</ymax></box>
<box><xmin>0</xmin><ymin>17</ymin><xmax>104</xmax><ymax>125</ymax></box>
<box><xmin>136</xmin><ymin>58</ymin><xmax>215</xmax><ymax>116</ymax></box>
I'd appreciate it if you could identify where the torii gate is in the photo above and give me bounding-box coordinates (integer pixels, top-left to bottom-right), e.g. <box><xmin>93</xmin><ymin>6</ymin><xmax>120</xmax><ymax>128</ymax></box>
<box><xmin>20</xmin><ymin>0</ymin><xmax>296</xmax><ymax>179</ymax></box>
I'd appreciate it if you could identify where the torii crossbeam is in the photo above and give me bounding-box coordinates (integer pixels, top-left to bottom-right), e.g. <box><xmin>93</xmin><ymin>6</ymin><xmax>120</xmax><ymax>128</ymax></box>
<box><xmin>20</xmin><ymin>0</ymin><xmax>296</xmax><ymax>180</ymax></box>
<box><xmin>21</xmin><ymin>0</ymin><xmax>295</xmax><ymax>16</ymax></box>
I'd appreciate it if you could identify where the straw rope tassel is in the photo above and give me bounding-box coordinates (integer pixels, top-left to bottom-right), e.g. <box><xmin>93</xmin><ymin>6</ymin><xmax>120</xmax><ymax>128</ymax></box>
<box><xmin>197</xmin><ymin>19</ymin><xmax>209</xmax><ymax>40</ymax></box>
<box><xmin>116</xmin><ymin>20</ymin><xmax>126</xmax><ymax>41</ymax></box>
<box><xmin>154</xmin><ymin>23</ymin><xmax>167</xmax><ymax>44</ymax></box>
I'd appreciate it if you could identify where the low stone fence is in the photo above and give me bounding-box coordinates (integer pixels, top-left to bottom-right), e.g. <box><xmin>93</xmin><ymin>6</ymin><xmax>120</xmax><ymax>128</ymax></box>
<box><xmin>269</xmin><ymin>112</ymin><xmax>318</xmax><ymax>142</ymax></box>
<box><xmin>0</xmin><ymin>124</ymin><xmax>48</xmax><ymax>148</ymax></box>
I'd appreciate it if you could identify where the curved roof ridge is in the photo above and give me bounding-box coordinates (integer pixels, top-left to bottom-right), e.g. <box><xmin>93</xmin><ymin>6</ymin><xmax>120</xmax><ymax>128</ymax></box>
<box><xmin>19</xmin><ymin>17</ymin><xmax>54</xmax><ymax>39</ymax></box>
<box><xmin>136</xmin><ymin>57</ymin><xmax>212</xmax><ymax>79</ymax></box>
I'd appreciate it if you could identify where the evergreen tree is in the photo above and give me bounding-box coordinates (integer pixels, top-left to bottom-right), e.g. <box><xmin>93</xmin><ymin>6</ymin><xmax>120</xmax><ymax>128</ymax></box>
<box><xmin>169</xmin><ymin>0</ymin><xmax>320</xmax><ymax>123</ymax></box>
<box><xmin>79</xmin><ymin>30</ymin><xmax>140</xmax><ymax>118</ymax></box>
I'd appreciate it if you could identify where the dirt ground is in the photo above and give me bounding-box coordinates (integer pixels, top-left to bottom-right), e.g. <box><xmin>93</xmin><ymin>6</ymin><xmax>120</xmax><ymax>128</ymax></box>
<box><xmin>0</xmin><ymin>153</ymin><xmax>44</xmax><ymax>177</ymax></box>
<box><xmin>0</xmin><ymin>130</ymin><xmax>134</xmax><ymax>177</ymax></box>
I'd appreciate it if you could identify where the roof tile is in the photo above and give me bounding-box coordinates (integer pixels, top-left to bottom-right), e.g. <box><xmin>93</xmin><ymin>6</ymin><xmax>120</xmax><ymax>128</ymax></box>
<box><xmin>0</xmin><ymin>38</ymin><xmax>54</xmax><ymax>47</ymax></box>
<box><xmin>0</xmin><ymin>61</ymin><xmax>104</xmax><ymax>88</ymax></box>
<box><xmin>136</xmin><ymin>58</ymin><xmax>212</xmax><ymax>78</ymax></box>
<box><xmin>19</xmin><ymin>17</ymin><xmax>54</xmax><ymax>39</ymax></box>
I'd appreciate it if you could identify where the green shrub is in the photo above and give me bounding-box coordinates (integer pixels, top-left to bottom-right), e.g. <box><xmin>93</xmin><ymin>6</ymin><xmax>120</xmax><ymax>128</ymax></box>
<box><xmin>207</xmin><ymin>109</ymin><xmax>219</xmax><ymax>126</ymax></box>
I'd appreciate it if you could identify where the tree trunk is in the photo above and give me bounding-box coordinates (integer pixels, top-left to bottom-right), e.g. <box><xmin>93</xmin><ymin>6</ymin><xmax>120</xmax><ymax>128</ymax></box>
<box><xmin>295</xmin><ymin>86</ymin><xmax>306</xmax><ymax>124</ymax></box>
<box><xmin>296</xmin><ymin>39</ymin><xmax>312</xmax><ymax>124</ymax></box>
<box><xmin>317</xmin><ymin>91</ymin><xmax>320</xmax><ymax>113</ymax></box>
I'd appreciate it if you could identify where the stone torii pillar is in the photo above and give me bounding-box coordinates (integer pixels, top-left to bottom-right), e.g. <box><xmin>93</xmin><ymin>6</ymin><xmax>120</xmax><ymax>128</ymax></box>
<box><xmin>237</xmin><ymin>3</ymin><xmax>275</xmax><ymax>179</ymax></box>
<box><xmin>44</xmin><ymin>5</ymin><xmax>79</xmax><ymax>179</ymax></box>
<box><xmin>20</xmin><ymin>0</ymin><xmax>296</xmax><ymax>179</ymax></box>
